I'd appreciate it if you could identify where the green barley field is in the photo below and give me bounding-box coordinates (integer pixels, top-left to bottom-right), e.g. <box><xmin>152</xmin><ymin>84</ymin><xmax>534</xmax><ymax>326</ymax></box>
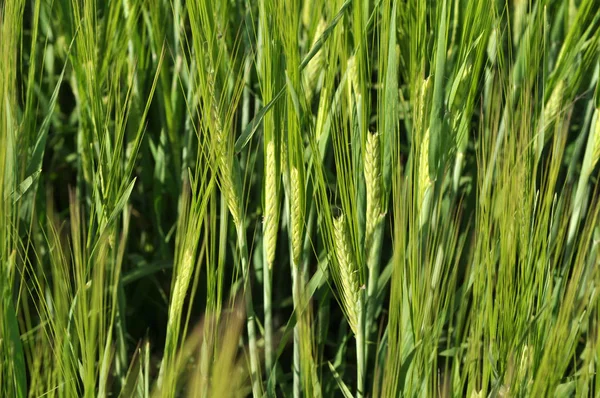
<box><xmin>1</xmin><ymin>0</ymin><xmax>600</xmax><ymax>396</ymax></box>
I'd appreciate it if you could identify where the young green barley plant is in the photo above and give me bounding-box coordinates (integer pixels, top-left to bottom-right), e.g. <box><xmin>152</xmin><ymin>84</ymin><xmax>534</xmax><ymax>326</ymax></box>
<box><xmin>364</xmin><ymin>132</ymin><xmax>383</xmax><ymax>248</ymax></box>
<box><xmin>207</xmin><ymin>73</ymin><xmax>261</xmax><ymax>398</ymax></box>
<box><xmin>1</xmin><ymin>2</ymin><xmax>25</xmax><ymax>396</ymax></box>
<box><xmin>290</xmin><ymin>166</ymin><xmax>304</xmax><ymax>268</ymax></box>
<box><xmin>4</xmin><ymin>0</ymin><xmax>600</xmax><ymax>397</ymax></box>
<box><xmin>262</xmin><ymin>138</ymin><xmax>278</xmax><ymax>383</ymax></box>
<box><xmin>263</xmin><ymin>141</ymin><xmax>278</xmax><ymax>270</ymax></box>
<box><xmin>332</xmin><ymin>215</ymin><xmax>359</xmax><ymax>334</ymax></box>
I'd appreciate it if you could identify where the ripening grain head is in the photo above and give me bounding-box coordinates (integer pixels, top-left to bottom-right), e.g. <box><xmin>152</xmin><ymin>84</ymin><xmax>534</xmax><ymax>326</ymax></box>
<box><xmin>418</xmin><ymin>128</ymin><xmax>432</xmax><ymax>228</ymax></box>
<box><xmin>290</xmin><ymin>166</ymin><xmax>303</xmax><ymax>266</ymax></box>
<box><xmin>364</xmin><ymin>131</ymin><xmax>382</xmax><ymax>243</ymax></box>
<box><xmin>542</xmin><ymin>80</ymin><xmax>565</xmax><ymax>128</ymax></box>
<box><xmin>303</xmin><ymin>18</ymin><xmax>327</xmax><ymax>100</ymax></box>
<box><xmin>347</xmin><ymin>55</ymin><xmax>358</xmax><ymax>99</ymax></box>
<box><xmin>418</xmin><ymin>128</ymin><xmax>432</xmax><ymax>205</ymax></box>
<box><xmin>208</xmin><ymin>75</ymin><xmax>242</xmax><ymax>228</ymax></box>
<box><xmin>264</xmin><ymin>140</ymin><xmax>278</xmax><ymax>268</ymax></box>
<box><xmin>591</xmin><ymin>109</ymin><xmax>600</xmax><ymax>172</ymax></box>
<box><xmin>333</xmin><ymin>215</ymin><xmax>359</xmax><ymax>335</ymax></box>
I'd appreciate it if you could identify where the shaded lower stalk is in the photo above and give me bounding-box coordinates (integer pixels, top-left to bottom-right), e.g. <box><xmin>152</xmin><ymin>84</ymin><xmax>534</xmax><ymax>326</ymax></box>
<box><xmin>237</xmin><ymin>227</ymin><xmax>261</xmax><ymax>398</ymax></box>
<box><xmin>292</xmin><ymin>262</ymin><xmax>301</xmax><ymax>398</ymax></box>
<box><xmin>263</xmin><ymin>256</ymin><xmax>274</xmax><ymax>392</ymax></box>
<box><xmin>287</xmin><ymin>165</ymin><xmax>304</xmax><ymax>398</ymax></box>
<box><xmin>356</xmin><ymin>293</ymin><xmax>366</xmax><ymax>398</ymax></box>
<box><xmin>290</xmin><ymin>203</ymin><xmax>316</xmax><ymax>398</ymax></box>
<box><xmin>115</xmin><ymin>281</ymin><xmax>128</xmax><ymax>386</ymax></box>
<box><xmin>365</xmin><ymin>219</ymin><xmax>385</xmax><ymax>368</ymax></box>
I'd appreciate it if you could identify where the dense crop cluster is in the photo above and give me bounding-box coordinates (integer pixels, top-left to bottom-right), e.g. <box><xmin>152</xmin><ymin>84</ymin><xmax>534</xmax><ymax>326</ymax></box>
<box><xmin>1</xmin><ymin>0</ymin><xmax>600</xmax><ymax>397</ymax></box>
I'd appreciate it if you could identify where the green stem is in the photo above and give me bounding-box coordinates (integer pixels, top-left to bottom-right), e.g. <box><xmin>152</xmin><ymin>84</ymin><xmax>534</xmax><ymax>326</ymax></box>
<box><xmin>237</xmin><ymin>226</ymin><xmax>261</xmax><ymax>398</ymax></box>
<box><xmin>292</xmin><ymin>260</ymin><xmax>301</xmax><ymax>398</ymax></box>
<box><xmin>365</xmin><ymin>219</ymin><xmax>384</xmax><ymax>369</ymax></box>
<box><xmin>356</xmin><ymin>292</ymin><xmax>366</xmax><ymax>398</ymax></box>
<box><xmin>263</xmin><ymin>255</ymin><xmax>274</xmax><ymax>392</ymax></box>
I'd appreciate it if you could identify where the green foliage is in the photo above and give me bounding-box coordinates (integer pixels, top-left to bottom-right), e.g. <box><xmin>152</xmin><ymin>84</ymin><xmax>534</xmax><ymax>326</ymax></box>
<box><xmin>1</xmin><ymin>0</ymin><xmax>600</xmax><ymax>397</ymax></box>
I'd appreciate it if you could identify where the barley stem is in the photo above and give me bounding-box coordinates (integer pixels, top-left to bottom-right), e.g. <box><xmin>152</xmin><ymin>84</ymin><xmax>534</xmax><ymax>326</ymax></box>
<box><xmin>356</xmin><ymin>292</ymin><xmax>366</xmax><ymax>398</ymax></box>
<box><xmin>263</xmin><ymin>138</ymin><xmax>278</xmax><ymax>389</ymax></box>
<box><xmin>237</xmin><ymin>226</ymin><xmax>261</xmax><ymax>398</ymax></box>
<box><xmin>289</xmin><ymin>166</ymin><xmax>303</xmax><ymax>398</ymax></box>
<box><xmin>292</xmin><ymin>261</ymin><xmax>302</xmax><ymax>398</ymax></box>
<box><xmin>263</xmin><ymin>256</ymin><xmax>274</xmax><ymax>389</ymax></box>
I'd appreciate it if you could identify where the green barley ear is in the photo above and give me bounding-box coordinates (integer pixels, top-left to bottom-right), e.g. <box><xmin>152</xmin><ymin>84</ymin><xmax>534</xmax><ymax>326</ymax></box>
<box><xmin>413</xmin><ymin>77</ymin><xmax>431</xmax><ymax>136</ymax></box>
<box><xmin>264</xmin><ymin>140</ymin><xmax>279</xmax><ymax>268</ymax></box>
<box><xmin>303</xmin><ymin>19</ymin><xmax>327</xmax><ymax>101</ymax></box>
<box><xmin>418</xmin><ymin>128</ymin><xmax>433</xmax><ymax>228</ymax></box>
<box><xmin>537</xmin><ymin>80</ymin><xmax>565</xmax><ymax>158</ymax></box>
<box><xmin>215</xmin><ymin>137</ymin><xmax>242</xmax><ymax>229</ymax></box>
<box><xmin>347</xmin><ymin>55</ymin><xmax>358</xmax><ymax>99</ymax></box>
<box><xmin>160</xmin><ymin>182</ymin><xmax>202</xmax><ymax>387</ymax></box>
<box><xmin>516</xmin><ymin>345</ymin><xmax>534</xmax><ymax>394</ymax></box>
<box><xmin>567</xmin><ymin>108</ymin><xmax>600</xmax><ymax>245</ymax></box>
<box><xmin>581</xmin><ymin>109</ymin><xmax>600</xmax><ymax>179</ymax></box>
<box><xmin>168</xmin><ymin>247</ymin><xmax>195</xmax><ymax>335</ymax></box>
<box><xmin>301</xmin><ymin>0</ymin><xmax>313</xmax><ymax>30</ymax></box>
<box><xmin>470</xmin><ymin>390</ymin><xmax>483</xmax><ymax>398</ymax></box>
<box><xmin>542</xmin><ymin>80</ymin><xmax>565</xmax><ymax>128</ymax></box>
<box><xmin>364</xmin><ymin>131</ymin><xmax>383</xmax><ymax>244</ymax></box>
<box><xmin>346</xmin><ymin>55</ymin><xmax>359</xmax><ymax>129</ymax></box>
<box><xmin>333</xmin><ymin>214</ymin><xmax>359</xmax><ymax>335</ymax></box>
<box><xmin>290</xmin><ymin>166</ymin><xmax>303</xmax><ymax>266</ymax></box>
<box><xmin>208</xmin><ymin>73</ymin><xmax>242</xmax><ymax>228</ymax></box>
<box><xmin>591</xmin><ymin>109</ymin><xmax>600</xmax><ymax>172</ymax></box>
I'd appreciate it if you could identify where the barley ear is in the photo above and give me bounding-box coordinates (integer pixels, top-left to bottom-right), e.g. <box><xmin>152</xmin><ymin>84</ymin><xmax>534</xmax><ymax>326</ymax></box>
<box><xmin>414</xmin><ymin>77</ymin><xmax>431</xmax><ymax>134</ymax></box>
<box><xmin>303</xmin><ymin>19</ymin><xmax>327</xmax><ymax>100</ymax></box>
<box><xmin>264</xmin><ymin>140</ymin><xmax>278</xmax><ymax>268</ymax></box>
<box><xmin>418</xmin><ymin>128</ymin><xmax>433</xmax><ymax>228</ymax></box>
<box><xmin>542</xmin><ymin>80</ymin><xmax>565</xmax><ymax>129</ymax></box>
<box><xmin>364</xmin><ymin>131</ymin><xmax>383</xmax><ymax>244</ymax></box>
<box><xmin>208</xmin><ymin>74</ymin><xmax>242</xmax><ymax>228</ymax></box>
<box><xmin>217</xmin><ymin>150</ymin><xmax>242</xmax><ymax>228</ymax></box>
<box><xmin>347</xmin><ymin>55</ymin><xmax>358</xmax><ymax>99</ymax></box>
<box><xmin>333</xmin><ymin>215</ymin><xmax>359</xmax><ymax>335</ymax></box>
<box><xmin>301</xmin><ymin>0</ymin><xmax>313</xmax><ymax>29</ymax></box>
<box><xmin>168</xmin><ymin>247</ymin><xmax>195</xmax><ymax>332</ymax></box>
<box><xmin>537</xmin><ymin>80</ymin><xmax>565</xmax><ymax>158</ymax></box>
<box><xmin>162</xmin><ymin>243</ymin><xmax>195</xmax><ymax>381</ymax></box>
<box><xmin>591</xmin><ymin>109</ymin><xmax>600</xmax><ymax>172</ymax></box>
<box><xmin>290</xmin><ymin>166</ymin><xmax>303</xmax><ymax>266</ymax></box>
